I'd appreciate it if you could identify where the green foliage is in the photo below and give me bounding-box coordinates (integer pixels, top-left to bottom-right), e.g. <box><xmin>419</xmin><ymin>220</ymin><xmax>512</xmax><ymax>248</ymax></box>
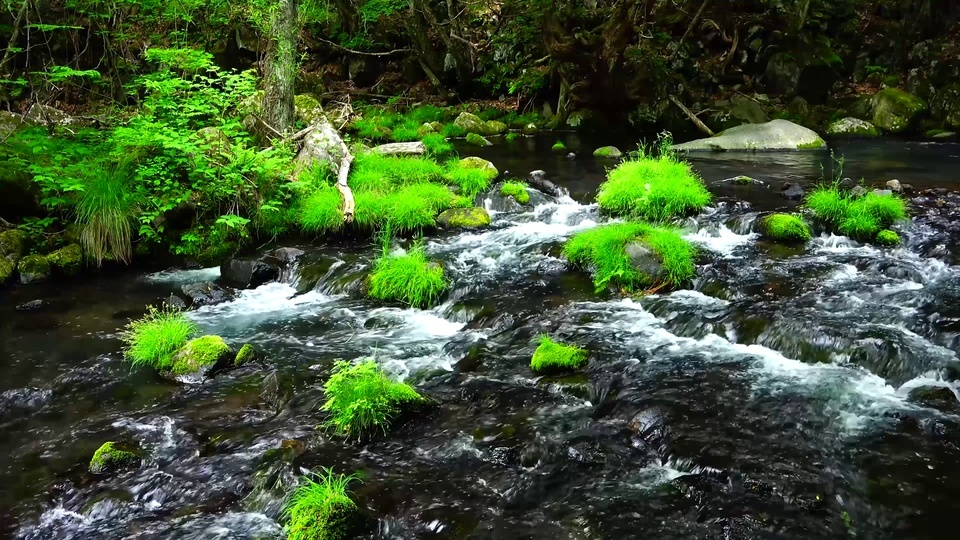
<box><xmin>284</xmin><ymin>468</ymin><xmax>360</xmax><ymax>540</ymax></box>
<box><xmin>876</xmin><ymin>229</ymin><xmax>900</xmax><ymax>246</ymax></box>
<box><xmin>421</xmin><ymin>133</ymin><xmax>453</xmax><ymax>157</ymax></box>
<box><xmin>762</xmin><ymin>214</ymin><xmax>812</xmax><ymax>242</ymax></box>
<box><xmin>75</xmin><ymin>161</ymin><xmax>138</xmax><ymax>266</ymax></box>
<box><xmin>321</xmin><ymin>359</ymin><xmax>425</xmax><ymax>437</ymax></box>
<box><xmin>806</xmin><ymin>186</ymin><xmax>908</xmax><ymax>242</ymax></box>
<box><xmin>298</xmin><ymin>183</ymin><xmax>345</xmax><ymax>234</ymax></box>
<box><xmin>563</xmin><ymin>222</ymin><xmax>696</xmax><ymax>292</ymax></box>
<box><xmin>530</xmin><ymin>335</ymin><xmax>587</xmax><ymax>373</ymax></box>
<box><xmin>368</xmin><ymin>243</ymin><xmax>447</xmax><ymax>308</ymax></box>
<box><xmin>500</xmin><ymin>181</ymin><xmax>530</xmax><ymax>204</ymax></box>
<box><xmin>121</xmin><ymin>306</ymin><xmax>198</xmax><ymax>370</ymax></box>
<box><xmin>444</xmin><ymin>162</ymin><xmax>496</xmax><ymax>198</ymax></box>
<box><xmin>551</xmin><ymin>140</ymin><xmax>567</xmax><ymax>152</ymax></box>
<box><xmin>441</xmin><ymin>124</ymin><xmax>466</xmax><ymax>138</ymax></box>
<box><xmin>597</xmin><ymin>145</ymin><xmax>711</xmax><ymax>222</ymax></box>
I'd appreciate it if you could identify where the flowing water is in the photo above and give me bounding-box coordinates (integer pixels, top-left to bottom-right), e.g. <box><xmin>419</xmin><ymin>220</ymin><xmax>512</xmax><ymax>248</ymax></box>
<box><xmin>3</xmin><ymin>138</ymin><xmax>960</xmax><ymax>539</ymax></box>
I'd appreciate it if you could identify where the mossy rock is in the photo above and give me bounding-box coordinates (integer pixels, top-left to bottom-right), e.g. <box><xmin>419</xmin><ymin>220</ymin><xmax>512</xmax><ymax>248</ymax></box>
<box><xmin>235</xmin><ymin>343</ymin><xmax>258</xmax><ymax>366</ymax></box>
<box><xmin>17</xmin><ymin>254</ymin><xmax>50</xmax><ymax>284</ymax></box>
<box><xmin>826</xmin><ymin>117</ymin><xmax>881</xmax><ymax>137</ymax></box>
<box><xmin>0</xmin><ymin>257</ymin><xmax>14</xmax><ymax>285</ymax></box>
<box><xmin>500</xmin><ymin>182</ymin><xmax>530</xmax><ymax>205</ymax></box>
<box><xmin>166</xmin><ymin>335</ymin><xmax>231</xmax><ymax>382</ymax></box>
<box><xmin>437</xmin><ymin>207</ymin><xmax>491</xmax><ymax>229</ymax></box>
<box><xmin>551</xmin><ymin>141</ymin><xmax>567</xmax><ymax>152</ymax></box>
<box><xmin>760</xmin><ymin>214</ymin><xmax>812</xmax><ymax>242</ymax></box>
<box><xmin>531</xmin><ymin>336</ymin><xmax>587</xmax><ymax>374</ymax></box>
<box><xmin>465</xmin><ymin>132</ymin><xmax>491</xmax><ymax>147</ymax></box>
<box><xmin>0</xmin><ymin>229</ymin><xmax>26</xmax><ymax>259</ymax></box>
<box><xmin>931</xmin><ymin>83</ymin><xmax>960</xmax><ymax>130</ymax></box>
<box><xmin>522</xmin><ymin>123</ymin><xmax>538</xmax><ymax>135</ymax></box>
<box><xmin>458</xmin><ymin>156</ymin><xmax>499</xmax><ymax>178</ymax></box>
<box><xmin>46</xmin><ymin>244</ymin><xmax>82</xmax><ymax>276</ymax></box>
<box><xmin>876</xmin><ymin>229</ymin><xmax>900</xmax><ymax>246</ymax></box>
<box><xmin>505</xmin><ymin>132</ymin><xmax>519</xmax><ymax>143</ymax></box>
<box><xmin>483</xmin><ymin>120</ymin><xmax>507</xmax><ymax>135</ymax></box>
<box><xmin>593</xmin><ymin>146</ymin><xmax>622</xmax><ymax>158</ymax></box>
<box><xmin>0</xmin><ymin>111</ymin><xmax>30</xmax><ymax>135</ymax></box>
<box><xmin>453</xmin><ymin>112</ymin><xmax>486</xmax><ymax>134</ymax></box>
<box><xmin>294</xmin><ymin>93</ymin><xmax>324</xmax><ymax>125</ymax></box>
<box><xmin>89</xmin><ymin>441</ymin><xmax>141</xmax><ymax>474</ymax></box>
<box><xmin>871</xmin><ymin>88</ymin><xmax>928</xmax><ymax>133</ymax></box>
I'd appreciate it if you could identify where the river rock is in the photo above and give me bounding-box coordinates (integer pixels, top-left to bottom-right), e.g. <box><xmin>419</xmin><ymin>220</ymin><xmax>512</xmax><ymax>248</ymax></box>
<box><xmin>485</xmin><ymin>120</ymin><xmax>507</xmax><ymax>135</ymax></box>
<box><xmin>527</xmin><ymin>170</ymin><xmax>561</xmax><ymax>197</ymax></box>
<box><xmin>871</xmin><ymin>88</ymin><xmax>928</xmax><ymax>133</ymax></box>
<box><xmin>220</xmin><ymin>258</ymin><xmax>279</xmax><ymax>289</ymax></box>
<box><xmin>872</xmin><ymin>189</ymin><xmax>893</xmax><ymax>197</ymax></box>
<box><xmin>260</xmin><ymin>370</ymin><xmax>294</xmax><ymax>409</ymax></box>
<box><xmin>25</xmin><ymin>104</ymin><xmax>76</xmax><ymax>126</ymax></box>
<box><xmin>234</xmin><ymin>343</ymin><xmax>258</xmax><ymax>366</ymax></box>
<box><xmin>261</xmin><ymin>247</ymin><xmax>304</xmax><ymax>267</ymax></box>
<box><xmin>593</xmin><ymin>146</ymin><xmax>622</xmax><ymax>158</ymax></box>
<box><xmin>454</xmin><ymin>112</ymin><xmax>486</xmax><ymax>134</ymax></box>
<box><xmin>886</xmin><ymin>179</ymin><xmax>902</xmax><ymax>193</ymax></box>
<box><xmin>673</xmin><ymin>120</ymin><xmax>826</xmax><ymax>152</ymax></box>
<box><xmin>781</xmin><ymin>182</ymin><xmax>805</xmax><ymax>200</ymax></box>
<box><xmin>522</xmin><ymin>123</ymin><xmax>538</xmax><ymax>135</ymax></box>
<box><xmin>0</xmin><ymin>111</ymin><xmax>29</xmax><ymax>135</ymax></box>
<box><xmin>15</xmin><ymin>299</ymin><xmax>45</xmax><ymax>311</ymax></box>
<box><xmin>931</xmin><ymin>83</ymin><xmax>960</xmax><ymax>130</ymax></box>
<box><xmin>850</xmin><ymin>185</ymin><xmax>869</xmax><ymax>199</ymax></box>
<box><xmin>465</xmin><ymin>133</ymin><xmax>491</xmax><ymax>146</ymax></box>
<box><xmin>459</xmin><ymin>156</ymin><xmax>499</xmax><ymax>177</ymax></box>
<box><xmin>89</xmin><ymin>441</ymin><xmax>141</xmax><ymax>475</ymax></box>
<box><xmin>182</xmin><ymin>281</ymin><xmax>235</xmax><ymax>307</ymax></box>
<box><xmin>165</xmin><ymin>335</ymin><xmax>232</xmax><ymax>383</ymax></box>
<box><xmin>46</xmin><ymin>244</ymin><xmax>82</xmax><ymax>276</ymax></box>
<box><xmin>826</xmin><ymin>117</ymin><xmax>881</xmax><ymax>137</ymax></box>
<box><xmin>0</xmin><ymin>257</ymin><xmax>14</xmax><ymax>285</ymax></box>
<box><xmin>0</xmin><ymin>229</ymin><xmax>26</xmax><ymax>260</ymax></box>
<box><xmin>17</xmin><ymin>255</ymin><xmax>50</xmax><ymax>284</ymax></box>
<box><xmin>373</xmin><ymin>141</ymin><xmax>426</xmax><ymax>155</ymax></box>
<box><xmin>839</xmin><ymin>177</ymin><xmax>857</xmax><ymax>190</ymax></box>
<box><xmin>907</xmin><ymin>386</ymin><xmax>960</xmax><ymax>414</ymax></box>
<box><xmin>625</xmin><ymin>242</ymin><xmax>662</xmax><ymax>279</ymax></box>
<box><xmin>437</xmin><ymin>207</ymin><xmax>491</xmax><ymax>229</ymax></box>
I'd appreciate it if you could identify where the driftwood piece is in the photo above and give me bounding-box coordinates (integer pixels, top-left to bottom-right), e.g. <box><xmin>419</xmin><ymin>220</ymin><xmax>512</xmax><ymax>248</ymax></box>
<box><xmin>373</xmin><ymin>141</ymin><xmax>426</xmax><ymax>156</ymax></box>
<box><xmin>668</xmin><ymin>95</ymin><xmax>715</xmax><ymax>137</ymax></box>
<box><xmin>294</xmin><ymin>113</ymin><xmax>355</xmax><ymax>222</ymax></box>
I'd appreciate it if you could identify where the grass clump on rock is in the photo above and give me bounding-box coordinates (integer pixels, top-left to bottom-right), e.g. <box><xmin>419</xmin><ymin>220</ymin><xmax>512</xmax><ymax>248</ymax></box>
<box><xmin>321</xmin><ymin>359</ymin><xmax>425</xmax><ymax>438</ymax></box>
<box><xmin>500</xmin><ymin>181</ymin><xmax>530</xmax><ymax>204</ymax></box>
<box><xmin>563</xmin><ymin>222</ymin><xmax>696</xmax><ymax>293</ymax></box>
<box><xmin>761</xmin><ymin>213</ymin><xmax>811</xmax><ymax>242</ymax></box>
<box><xmin>89</xmin><ymin>441</ymin><xmax>140</xmax><ymax>474</ymax></box>
<box><xmin>284</xmin><ymin>468</ymin><xmax>361</xmax><ymax>540</ymax></box>
<box><xmin>806</xmin><ymin>185</ymin><xmax>907</xmax><ymax>242</ymax></box>
<box><xmin>121</xmin><ymin>306</ymin><xmax>198</xmax><ymax>370</ymax></box>
<box><xmin>368</xmin><ymin>243</ymin><xmax>447</xmax><ymax>308</ymax></box>
<box><xmin>597</xmin><ymin>145</ymin><xmax>711</xmax><ymax>222</ymax></box>
<box><xmin>530</xmin><ymin>335</ymin><xmax>587</xmax><ymax>373</ymax></box>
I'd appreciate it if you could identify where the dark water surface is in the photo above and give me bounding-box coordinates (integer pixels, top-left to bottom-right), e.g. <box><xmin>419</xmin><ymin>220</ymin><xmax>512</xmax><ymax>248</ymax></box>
<box><xmin>3</xmin><ymin>137</ymin><xmax>960</xmax><ymax>539</ymax></box>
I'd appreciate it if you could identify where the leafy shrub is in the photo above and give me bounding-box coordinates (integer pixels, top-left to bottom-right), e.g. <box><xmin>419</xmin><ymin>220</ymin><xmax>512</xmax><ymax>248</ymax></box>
<box><xmin>121</xmin><ymin>306</ymin><xmax>198</xmax><ymax>370</ymax></box>
<box><xmin>284</xmin><ymin>468</ymin><xmax>360</xmax><ymax>540</ymax></box>
<box><xmin>321</xmin><ymin>359</ymin><xmax>425</xmax><ymax>437</ymax></box>
<box><xmin>500</xmin><ymin>181</ymin><xmax>530</xmax><ymax>204</ymax></box>
<box><xmin>368</xmin><ymin>244</ymin><xmax>447</xmax><ymax>308</ymax></box>
<box><xmin>530</xmin><ymin>335</ymin><xmax>587</xmax><ymax>373</ymax></box>
<box><xmin>597</xmin><ymin>146</ymin><xmax>711</xmax><ymax>222</ymax></box>
<box><xmin>761</xmin><ymin>214</ymin><xmax>811</xmax><ymax>242</ymax></box>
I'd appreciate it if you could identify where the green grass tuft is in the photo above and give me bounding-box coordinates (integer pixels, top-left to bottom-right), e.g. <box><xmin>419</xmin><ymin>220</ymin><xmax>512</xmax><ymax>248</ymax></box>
<box><xmin>421</xmin><ymin>133</ymin><xmax>453</xmax><ymax>157</ymax></box>
<box><xmin>76</xmin><ymin>161</ymin><xmax>138</xmax><ymax>266</ymax></box>
<box><xmin>597</xmin><ymin>147</ymin><xmax>711</xmax><ymax>222</ymax></box>
<box><xmin>406</xmin><ymin>105</ymin><xmax>445</xmax><ymax>124</ymax></box>
<box><xmin>500</xmin><ymin>181</ymin><xmax>530</xmax><ymax>204</ymax></box>
<box><xmin>806</xmin><ymin>185</ymin><xmax>908</xmax><ymax>242</ymax></box>
<box><xmin>321</xmin><ymin>359</ymin><xmax>425</xmax><ymax>437</ymax></box>
<box><xmin>563</xmin><ymin>222</ymin><xmax>696</xmax><ymax>293</ymax></box>
<box><xmin>441</xmin><ymin>123</ymin><xmax>466</xmax><ymax>138</ymax></box>
<box><xmin>805</xmin><ymin>185</ymin><xmax>848</xmax><ymax>224</ymax></box>
<box><xmin>876</xmin><ymin>229</ymin><xmax>900</xmax><ymax>246</ymax></box>
<box><xmin>298</xmin><ymin>184</ymin><xmax>345</xmax><ymax>234</ymax></box>
<box><xmin>390</xmin><ymin>119</ymin><xmax>422</xmax><ymax>142</ymax></box>
<box><xmin>530</xmin><ymin>335</ymin><xmax>587</xmax><ymax>373</ymax></box>
<box><xmin>284</xmin><ymin>468</ymin><xmax>360</xmax><ymax>540</ymax></box>
<box><xmin>368</xmin><ymin>243</ymin><xmax>447</xmax><ymax>308</ymax></box>
<box><xmin>121</xmin><ymin>306</ymin><xmax>198</xmax><ymax>370</ymax></box>
<box><xmin>761</xmin><ymin>213</ymin><xmax>811</xmax><ymax>242</ymax></box>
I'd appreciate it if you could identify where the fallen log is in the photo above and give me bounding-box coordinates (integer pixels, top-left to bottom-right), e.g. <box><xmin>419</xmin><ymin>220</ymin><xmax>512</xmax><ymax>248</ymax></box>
<box><xmin>294</xmin><ymin>112</ymin><xmax>355</xmax><ymax>222</ymax></box>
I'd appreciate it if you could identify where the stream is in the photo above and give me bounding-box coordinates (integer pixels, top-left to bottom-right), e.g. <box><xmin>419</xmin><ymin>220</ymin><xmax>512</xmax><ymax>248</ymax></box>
<box><xmin>3</xmin><ymin>137</ymin><xmax>960</xmax><ymax>539</ymax></box>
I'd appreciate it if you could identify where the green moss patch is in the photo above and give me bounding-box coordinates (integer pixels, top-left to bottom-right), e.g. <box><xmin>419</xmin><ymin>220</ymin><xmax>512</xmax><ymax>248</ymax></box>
<box><xmin>368</xmin><ymin>244</ymin><xmax>447</xmax><ymax>308</ymax></box>
<box><xmin>563</xmin><ymin>222</ymin><xmax>696</xmax><ymax>293</ymax></box>
<box><xmin>0</xmin><ymin>229</ymin><xmax>26</xmax><ymax>258</ymax></box>
<box><xmin>170</xmin><ymin>335</ymin><xmax>230</xmax><ymax>375</ymax></box>
<box><xmin>121</xmin><ymin>306</ymin><xmax>199</xmax><ymax>370</ymax></box>
<box><xmin>89</xmin><ymin>441</ymin><xmax>140</xmax><ymax>474</ymax></box>
<box><xmin>876</xmin><ymin>229</ymin><xmax>900</xmax><ymax>246</ymax></box>
<box><xmin>421</xmin><ymin>133</ymin><xmax>453</xmax><ymax>157</ymax></box>
<box><xmin>806</xmin><ymin>185</ymin><xmax>907</xmax><ymax>243</ymax></box>
<box><xmin>17</xmin><ymin>254</ymin><xmax>50</xmax><ymax>284</ymax></box>
<box><xmin>597</xmin><ymin>147</ymin><xmax>711</xmax><ymax>222</ymax></box>
<box><xmin>321</xmin><ymin>359</ymin><xmax>425</xmax><ymax>438</ymax></box>
<box><xmin>530</xmin><ymin>335</ymin><xmax>587</xmax><ymax>373</ymax></box>
<box><xmin>235</xmin><ymin>343</ymin><xmax>257</xmax><ymax>366</ymax></box>
<box><xmin>761</xmin><ymin>214</ymin><xmax>811</xmax><ymax>242</ymax></box>
<box><xmin>437</xmin><ymin>207</ymin><xmax>491</xmax><ymax>229</ymax></box>
<box><xmin>46</xmin><ymin>243</ymin><xmax>83</xmax><ymax>275</ymax></box>
<box><xmin>0</xmin><ymin>257</ymin><xmax>13</xmax><ymax>285</ymax></box>
<box><xmin>551</xmin><ymin>140</ymin><xmax>567</xmax><ymax>152</ymax></box>
<box><xmin>500</xmin><ymin>181</ymin><xmax>530</xmax><ymax>204</ymax></box>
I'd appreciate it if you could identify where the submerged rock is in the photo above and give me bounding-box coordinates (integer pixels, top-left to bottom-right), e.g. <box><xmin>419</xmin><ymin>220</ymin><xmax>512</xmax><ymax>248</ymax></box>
<box><xmin>220</xmin><ymin>258</ymin><xmax>279</xmax><ymax>289</ymax></box>
<box><xmin>437</xmin><ymin>207</ymin><xmax>491</xmax><ymax>229</ymax></box>
<box><xmin>17</xmin><ymin>255</ymin><xmax>50</xmax><ymax>284</ymax></box>
<box><xmin>89</xmin><ymin>441</ymin><xmax>140</xmax><ymax>474</ymax></box>
<box><xmin>46</xmin><ymin>244</ymin><xmax>82</xmax><ymax>276</ymax></box>
<box><xmin>673</xmin><ymin>119</ymin><xmax>826</xmax><ymax>152</ymax></box>
<box><xmin>907</xmin><ymin>386</ymin><xmax>960</xmax><ymax>414</ymax></box>
<box><xmin>182</xmin><ymin>281</ymin><xmax>235</xmax><ymax>307</ymax></box>
<box><xmin>871</xmin><ymin>88</ymin><xmax>927</xmax><ymax>133</ymax></box>
<box><xmin>593</xmin><ymin>146</ymin><xmax>623</xmax><ymax>158</ymax></box>
<box><xmin>166</xmin><ymin>335</ymin><xmax>232</xmax><ymax>383</ymax></box>
<box><xmin>826</xmin><ymin>117</ymin><xmax>881</xmax><ymax>137</ymax></box>
<box><xmin>465</xmin><ymin>132</ymin><xmax>492</xmax><ymax>146</ymax></box>
<box><xmin>781</xmin><ymin>182</ymin><xmax>805</xmax><ymax>200</ymax></box>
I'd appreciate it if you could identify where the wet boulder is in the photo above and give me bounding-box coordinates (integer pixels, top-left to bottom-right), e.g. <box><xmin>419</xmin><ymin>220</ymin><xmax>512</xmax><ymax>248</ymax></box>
<box><xmin>17</xmin><ymin>255</ymin><xmax>50</xmax><ymax>284</ymax></box>
<box><xmin>886</xmin><ymin>179</ymin><xmax>902</xmax><ymax>193</ymax></box>
<box><xmin>522</xmin><ymin>123</ymin><xmax>538</xmax><ymax>135</ymax></box>
<box><xmin>182</xmin><ymin>281</ymin><xmax>235</xmax><ymax>307</ymax></box>
<box><xmin>89</xmin><ymin>441</ymin><xmax>141</xmax><ymax>474</ymax></box>
<box><xmin>234</xmin><ymin>343</ymin><xmax>258</xmax><ymax>366</ymax></box>
<box><xmin>781</xmin><ymin>182</ymin><xmax>805</xmax><ymax>200</ymax></box>
<box><xmin>165</xmin><ymin>335</ymin><xmax>232</xmax><ymax>383</ymax></box>
<box><xmin>826</xmin><ymin>117</ymin><xmax>881</xmax><ymax>137</ymax></box>
<box><xmin>931</xmin><ymin>83</ymin><xmax>960</xmax><ymax>130</ymax></box>
<box><xmin>46</xmin><ymin>244</ymin><xmax>82</xmax><ymax>276</ymax></box>
<box><xmin>454</xmin><ymin>112</ymin><xmax>486</xmax><ymax>134</ymax></box>
<box><xmin>871</xmin><ymin>88</ymin><xmax>928</xmax><ymax>134</ymax></box>
<box><xmin>625</xmin><ymin>242</ymin><xmax>663</xmax><ymax>279</ymax></box>
<box><xmin>261</xmin><ymin>247</ymin><xmax>305</xmax><ymax>267</ymax></box>
<box><xmin>593</xmin><ymin>146</ymin><xmax>622</xmax><ymax>158</ymax></box>
<box><xmin>465</xmin><ymin>133</ymin><xmax>491</xmax><ymax>146</ymax></box>
<box><xmin>527</xmin><ymin>170</ymin><xmax>561</xmax><ymax>197</ymax></box>
<box><xmin>220</xmin><ymin>258</ymin><xmax>279</xmax><ymax>289</ymax></box>
<box><xmin>673</xmin><ymin>120</ymin><xmax>826</xmax><ymax>152</ymax></box>
<box><xmin>260</xmin><ymin>370</ymin><xmax>294</xmax><ymax>409</ymax></box>
<box><xmin>485</xmin><ymin>120</ymin><xmax>508</xmax><ymax>135</ymax></box>
<box><xmin>459</xmin><ymin>156</ymin><xmax>499</xmax><ymax>178</ymax></box>
<box><xmin>907</xmin><ymin>386</ymin><xmax>960</xmax><ymax>414</ymax></box>
<box><xmin>437</xmin><ymin>207</ymin><xmax>491</xmax><ymax>229</ymax></box>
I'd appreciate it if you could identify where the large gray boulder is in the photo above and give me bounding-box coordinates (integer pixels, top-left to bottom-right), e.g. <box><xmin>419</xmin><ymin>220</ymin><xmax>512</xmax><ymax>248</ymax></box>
<box><xmin>673</xmin><ymin>120</ymin><xmax>826</xmax><ymax>152</ymax></box>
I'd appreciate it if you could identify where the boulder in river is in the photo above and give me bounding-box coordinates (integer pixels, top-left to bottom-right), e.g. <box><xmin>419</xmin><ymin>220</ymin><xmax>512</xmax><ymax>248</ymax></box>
<box><xmin>89</xmin><ymin>441</ymin><xmax>141</xmax><ymax>474</ymax></box>
<box><xmin>220</xmin><ymin>258</ymin><xmax>279</xmax><ymax>289</ymax></box>
<box><xmin>781</xmin><ymin>182</ymin><xmax>805</xmax><ymax>200</ymax></box>
<box><xmin>465</xmin><ymin>132</ymin><xmax>492</xmax><ymax>146</ymax></box>
<box><xmin>593</xmin><ymin>146</ymin><xmax>622</xmax><ymax>158</ymax></box>
<box><xmin>46</xmin><ymin>244</ymin><xmax>82</xmax><ymax>276</ymax></box>
<box><xmin>182</xmin><ymin>281</ymin><xmax>235</xmax><ymax>307</ymax></box>
<box><xmin>17</xmin><ymin>255</ymin><xmax>50</xmax><ymax>284</ymax></box>
<box><xmin>165</xmin><ymin>335</ymin><xmax>232</xmax><ymax>383</ymax></box>
<box><xmin>526</xmin><ymin>170</ymin><xmax>561</xmax><ymax>197</ymax></box>
<box><xmin>15</xmin><ymin>299</ymin><xmax>45</xmax><ymax>311</ymax></box>
<box><xmin>437</xmin><ymin>207</ymin><xmax>491</xmax><ymax>229</ymax></box>
<box><xmin>907</xmin><ymin>386</ymin><xmax>960</xmax><ymax>414</ymax></box>
<box><xmin>458</xmin><ymin>156</ymin><xmax>499</xmax><ymax>178</ymax></box>
<box><xmin>235</xmin><ymin>343</ymin><xmax>258</xmax><ymax>366</ymax></box>
<box><xmin>672</xmin><ymin>120</ymin><xmax>826</xmax><ymax>152</ymax></box>
<box><xmin>454</xmin><ymin>112</ymin><xmax>486</xmax><ymax>134</ymax></box>
<box><xmin>826</xmin><ymin>117</ymin><xmax>881</xmax><ymax>137</ymax></box>
<box><xmin>871</xmin><ymin>88</ymin><xmax>927</xmax><ymax>133</ymax></box>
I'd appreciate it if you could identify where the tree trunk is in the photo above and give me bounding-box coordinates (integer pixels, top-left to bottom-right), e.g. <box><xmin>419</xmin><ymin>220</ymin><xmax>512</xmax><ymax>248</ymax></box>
<box><xmin>263</xmin><ymin>0</ymin><xmax>299</xmax><ymax>135</ymax></box>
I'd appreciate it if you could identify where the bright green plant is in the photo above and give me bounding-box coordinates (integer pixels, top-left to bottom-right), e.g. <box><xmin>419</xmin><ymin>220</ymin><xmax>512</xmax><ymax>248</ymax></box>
<box><xmin>500</xmin><ymin>181</ymin><xmax>530</xmax><ymax>204</ymax></box>
<box><xmin>89</xmin><ymin>441</ymin><xmax>140</xmax><ymax>474</ymax></box>
<box><xmin>806</xmin><ymin>186</ymin><xmax>907</xmax><ymax>242</ymax></box>
<box><xmin>368</xmin><ymin>243</ymin><xmax>447</xmax><ymax>308</ymax></box>
<box><xmin>551</xmin><ymin>140</ymin><xmax>567</xmax><ymax>152</ymax></box>
<box><xmin>121</xmin><ymin>306</ymin><xmax>198</xmax><ymax>370</ymax></box>
<box><xmin>284</xmin><ymin>468</ymin><xmax>360</xmax><ymax>540</ymax></box>
<box><xmin>421</xmin><ymin>133</ymin><xmax>453</xmax><ymax>157</ymax></box>
<box><xmin>597</xmin><ymin>145</ymin><xmax>711</xmax><ymax>222</ymax></box>
<box><xmin>321</xmin><ymin>359</ymin><xmax>425</xmax><ymax>437</ymax></box>
<box><xmin>876</xmin><ymin>229</ymin><xmax>900</xmax><ymax>246</ymax></box>
<box><xmin>298</xmin><ymin>184</ymin><xmax>345</xmax><ymax>234</ymax></box>
<box><xmin>530</xmin><ymin>335</ymin><xmax>587</xmax><ymax>373</ymax></box>
<box><xmin>761</xmin><ymin>214</ymin><xmax>811</xmax><ymax>242</ymax></box>
<box><xmin>444</xmin><ymin>162</ymin><xmax>497</xmax><ymax>198</ymax></box>
<box><xmin>75</xmin><ymin>160</ymin><xmax>139</xmax><ymax>265</ymax></box>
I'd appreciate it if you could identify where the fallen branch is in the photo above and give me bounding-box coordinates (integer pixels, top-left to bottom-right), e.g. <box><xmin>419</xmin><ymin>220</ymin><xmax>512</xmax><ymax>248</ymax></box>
<box><xmin>668</xmin><ymin>0</ymin><xmax>710</xmax><ymax>62</ymax></box>
<box><xmin>0</xmin><ymin>216</ymin><xmax>15</xmax><ymax>229</ymax></box>
<box><xmin>336</xmin><ymin>152</ymin><xmax>355</xmax><ymax>223</ymax></box>
<box><xmin>313</xmin><ymin>36</ymin><xmax>414</xmax><ymax>57</ymax></box>
<box><xmin>294</xmin><ymin>112</ymin><xmax>356</xmax><ymax>222</ymax></box>
<box><xmin>668</xmin><ymin>95</ymin><xmax>714</xmax><ymax>137</ymax></box>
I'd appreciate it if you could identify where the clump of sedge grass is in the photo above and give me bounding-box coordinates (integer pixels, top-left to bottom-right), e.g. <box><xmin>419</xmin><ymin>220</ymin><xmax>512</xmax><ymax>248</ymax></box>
<box><xmin>597</xmin><ymin>143</ymin><xmax>711</xmax><ymax>222</ymax></box>
<box><xmin>284</xmin><ymin>468</ymin><xmax>360</xmax><ymax>540</ymax></box>
<box><xmin>806</xmin><ymin>185</ymin><xmax>907</xmax><ymax>242</ymax></box>
<box><xmin>563</xmin><ymin>222</ymin><xmax>696</xmax><ymax>293</ymax></box>
<box><xmin>298</xmin><ymin>184</ymin><xmax>345</xmax><ymax>234</ymax></box>
<box><xmin>421</xmin><ymin>133</ymin><xmax>453</xmax><ymax>157</ymax></box>
<box><xmin>121</xmin><ymin>306</ymin><xmax>198</xmax><ymax>370</ymax></box>
<box><xmin>530</xmin><ymin>335</ymin><xmax>587</xmax><ymax>373</ymax></box>
<box><xmin>500</xmin><ymin>181</ymin><xmax>530</xmax><ymax>204</ymax></box>
<box><xmin>368</xmin><ymin>243</ymin><xmax>447</xmax><ymax>308</ymax></box>
<box><xmin>321</xmin><ymin>359</ymin><xmax>425</xmax><ymax>437</ymax></box>
<box><xmin>441</xmin><ymin>124</ymin><xmax>466</xmax><ymax>138</ymax></box>
<box><xmin>77</xmin><ymin>161</ymin><xmax>138</xmax><ymax>265</ymax></box>
<box><xmin>761</xmin><ymin>213</ymin><xmax>812</xmax><ymax>242</ymax></box>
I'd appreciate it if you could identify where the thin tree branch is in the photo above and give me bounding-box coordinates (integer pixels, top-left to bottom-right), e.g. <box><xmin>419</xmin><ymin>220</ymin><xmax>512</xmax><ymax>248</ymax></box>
<box><xmin>312</xmin><ymin>35</ymin><xmax>414</xmax><ymax>57</ymax></box>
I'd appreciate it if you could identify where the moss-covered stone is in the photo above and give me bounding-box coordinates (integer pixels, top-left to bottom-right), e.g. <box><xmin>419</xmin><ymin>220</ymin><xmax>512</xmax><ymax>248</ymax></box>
<box><xmin>551</xmin><ymin>140</ymin><xmax>567</xmax><ymax>152</ymax></box>
<box><xmin>294</xmin><ymin>93</ymin><xmax>324</xmax><ymax>125</ymax></box>
<box><xmin>89</xmin><ymin>441</ymin><xmax>140</xmax><ymax>474</ymax></box>
<box><xmin>437</xmin><ymin>207</ymin><xmax>492</xmax><ymax>229</ymax></box>
<box><xmin>593</xmin><ymin>146</ymin><xmax>622</xmax><ymax>158</ymax></box>
<box><xmin>505</xmin><ymin>132</ymin><xmax>518</xmax><ymax>143</ymax></box>
<box><xmin>871</xmin><ymin>88</ymin><xmax>928</xmax><ymax>133</ymax></box>
<box><xmin>484</xmin><ymin>120</ymin><xmax>507</xmax><ymax>135</ymax></box>
<box><xmin>0</xmin><ymin>229</ymin><xmax>26</xmax><ymax>259</ymax></box>
<box><xmin>0</xmin><ymin>257</ymin><xmax>14</xmax><ymax>285</ymax></box>
<box><xmin>0</xmin><ymin>110</ymin><xmax>29</xmax><ymax>135</ymax></box>
<box><xmin>760</xmin><ymin>214</ymin><xmax>811</xmax><ymax>242</ymax></box>
<box><xmin>170</xmin><ymin>335</ymin><xmax>231</xmax><ymax>376</ymax></box>
<box><xmin>46</xmin><ymin>244</ymin><xmax>82</xmax><ymax>276</ymax></box>
<box><xmin>465</xmin><ymin>132</ymin><xmax>491</xmax><ymax>146</ymax></box>
<box><xmin>235</xmin><ymin>343</ymin><xmax>257</xmax><ymax>366</ymax></box>
<box><xmin>458</xmin><ymin>156</ymin><xmax>499</xmax><ymax>177</ymax></box>
<box><xmin>876</xmin><ymin>229</ymin><xmax>900</xmax><ymax>246</ymax></box>
<box><xmin>17</xmin><ymin>254</ymin><xmax>50</xmax><ymax>284</ymax></box>
<box><xmin>522</xmin><ymin>123</ymin><xmax>538</xmax><ymax>135</ymax></box>
<box><xmin>931</xmin><ymin>83</ymin><xmax>960</xmax><ymax>130</ymax></box>
<box><xmin>826</xmin><ymin>117</ymin><xmax>881</xmax><ymax>137</ymax></box>
<box><xmin>453</xmin><ymin>111</ymin><xmax>486</xmax><ymax>134</ymax></box>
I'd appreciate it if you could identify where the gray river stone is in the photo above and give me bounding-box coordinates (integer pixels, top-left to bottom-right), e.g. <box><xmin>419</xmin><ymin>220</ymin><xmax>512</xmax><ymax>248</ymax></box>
<box><xmin>673</xmin><ymin>119</ymin><xmax>826</xmax><ymax>152</ymax></box>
